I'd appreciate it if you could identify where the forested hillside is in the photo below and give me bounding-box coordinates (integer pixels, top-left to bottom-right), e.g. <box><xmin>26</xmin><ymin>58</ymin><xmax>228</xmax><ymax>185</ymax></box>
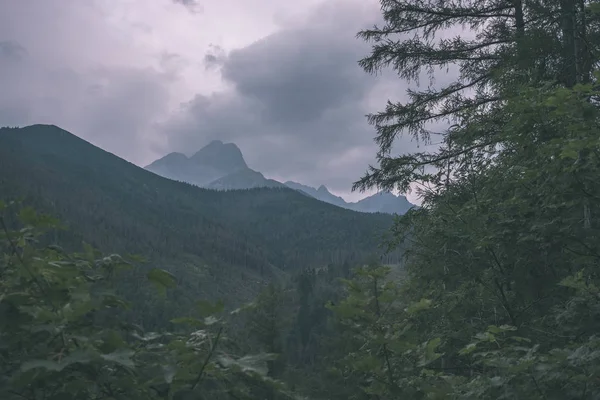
<box><xmin>0</xmin><ymin>124</ymin><xmax>398</xmax><ymax>326</ymax></box>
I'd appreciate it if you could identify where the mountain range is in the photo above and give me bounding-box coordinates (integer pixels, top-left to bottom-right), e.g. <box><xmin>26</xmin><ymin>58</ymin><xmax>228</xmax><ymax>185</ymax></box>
<box><xmin>145</xmin><ymin>140</ymin><xmax>415</xmax><ymax>215</ymax></box>
<box><xmin>0</xmin><ymin>124</ymin><xmax>403</xmax><ymax>326</ymax></box>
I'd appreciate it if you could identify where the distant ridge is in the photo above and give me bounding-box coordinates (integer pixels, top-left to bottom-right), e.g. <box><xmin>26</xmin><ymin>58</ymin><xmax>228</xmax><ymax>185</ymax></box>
<box><xmin>284</xmin><ymin>181</ymin><xmax>415</xmax><ymax>215</ymax></box>
<box><xmin>146</xmin><ymin>142</ymin><xmax>417</xmax><ymax>215</ymax></box>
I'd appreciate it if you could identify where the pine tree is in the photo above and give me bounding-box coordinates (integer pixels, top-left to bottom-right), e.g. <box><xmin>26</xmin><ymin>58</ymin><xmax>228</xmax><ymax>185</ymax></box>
<box><xmin>354</xmin><ymin>0</ymin><xmax>600</xmax><ymax>195</ymax></box>
<box><xmin>331</xmin><ymin>0</ymin><xmax>600</xmax><ymax>398</ymax></box>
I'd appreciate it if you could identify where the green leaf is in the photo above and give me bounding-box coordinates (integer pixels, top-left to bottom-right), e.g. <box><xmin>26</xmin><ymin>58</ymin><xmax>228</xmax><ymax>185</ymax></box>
<box><xmin>100</xmin><ymin>349</ymin><xmax>135</xmax><ymax>368</ymax></box>
<box><xmin>101</xmin><ymin>293</ymin><xmax>131</xmax><ymax>309</ymax></box>
<box><xmin>459</xmin><ymin>343</ymin><xmax>478</xmax><ymax>355</ymax></box>
<box><xmin>3</xmin><ymin>292</ymin><xmax>32</xmax><ymax>305</ymax></box>
<box><xmin>230</xmin><ymin>301</ymin><xmax>256</xmax><ymax>315</ymax></box>
<box><xmin>196</xmin><ymin>299</ymin><xmax>224</xmax><ymax>317</ymax></box>
<box><xmin>101</xmin><ymin>330</ymin><xmax>128</xmax><ymax>352</ymax></box>
<box><xmin>126</xmin><ymin>253</ymin><xmax>147</xmax><ymax>263</ymax></box>
<box><xmin>170</xmin><ymin>317</ymin><xmax>205</xmax><ymax>327</ymax></box>
<box><xmin>18</xmin><ymin>207</ymin><xmax>38</xmax><ymax>225</ymax></box>
<box><xmin>82</xmin><ymin>242</ymin><xmax>97</xmax><ymax>262</ymax></box>
<box><xmin>426</xmin><ymin>337</ymin><xmax>442</xmax><ymax>354</ymax></box>
<box><xmin>498</xmin><ymin>325</ymin><xmax>517</xmax><ymax>332</ymax></box>
<box><xmin>418</xmin><ymin>337</ymin><xmax>443</xmax><ymax>366</ymax></box>
<box><xmin>405</xmin><ymin>298</ymin><xmax>432</xmax><ymax>314</ymax></box>
<box><xmin>163</xmin><ymin>364</ymin><xmax>176</xmax><ymax>384</ymax></box>
<box><xmin>61</xmin><ymin>350</ymin><xmax>97</xmax><ymax>366</ymax></box>
<box><xmin>589</xmin><ymin>2</ymin><xmax>600</xmax><ymax>14</ymax></box>
<box><xmin>487</xmin><ymin>325</ymin><xmax>502</xmax><ymax>334</ymax></box>
<box><xmin>204</xmin><ymin>316</ymin><xmax>220</xmax><ymax>326</ymax></box>
<box><xmin>147</xmin><ymin>268</ymin><xmax>177</xmax><ymax>296</ymax></box>
<box><xmin>21</xmin><ymin>359</ymin><xmax>64</xmax><ymax>372</ymax></box>
<box><xmin>131</xmin><ymin>331</ymin><xmax>166</xmax><ymax>341</ymax></box>
<box><xmin>21</xmin><ymin>350</ymin><xmax>96</xmax><ymax>372</ymax></box>
<box><xmin>217</xmin><ymin>353</ymin><xmax>277</xmax><ymax>376</ymax></box>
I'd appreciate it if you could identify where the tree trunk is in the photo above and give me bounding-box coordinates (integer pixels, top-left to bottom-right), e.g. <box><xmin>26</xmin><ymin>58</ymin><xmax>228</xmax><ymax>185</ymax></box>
<box><xmin>560</xmin><ymin>0</ymin><xmax>578</xmax><ymax>87</ymax></box>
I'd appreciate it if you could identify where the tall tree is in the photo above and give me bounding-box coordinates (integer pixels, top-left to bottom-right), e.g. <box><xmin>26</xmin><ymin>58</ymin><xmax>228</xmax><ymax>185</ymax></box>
<box><xmin>246</xmin><ymin>283</ymin><xmax>287</xmax><ymax>378</ymax></box>
<box><xmin>354</xmin><ymin>0</ymin><xmax>600</xmax><ymax>196</ymax></box>
<box><xmin>326</xmin><ymin>0</ymin><xmax>600</xmax><ymax>398</ymax></box>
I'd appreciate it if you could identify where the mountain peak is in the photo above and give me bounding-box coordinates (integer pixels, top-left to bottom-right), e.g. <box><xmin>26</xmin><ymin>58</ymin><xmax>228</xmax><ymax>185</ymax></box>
<box><xmin>190</xmin><ymin>140</ymin><xmax>248</xmax><ymax>174</ymax></box>
<box><xmin>353</xmin><ymin>191</ymin><xmax>413</xmax><ymax>215</ymax></box>
<box><xmin>144</xmin><ymin>151</ymin><xmax>188</xmax><ymax>170</ymax></box>
<box><xmin>317</xmin><ymin>185</ymin><xmax>330</xmax><ymax>193</ymax></box>
<box><xmin>163</xmin><ymin>151</ymin><xmax>188</xmax><ymax>160</ymax></box>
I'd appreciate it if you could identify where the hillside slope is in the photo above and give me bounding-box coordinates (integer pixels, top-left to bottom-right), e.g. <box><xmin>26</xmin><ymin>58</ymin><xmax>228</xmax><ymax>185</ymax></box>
<box><xmin>208</xmin><ymin>168</ymin><xmax>284</xmax><ymax>190</ymax></box>
<box><xmin>0</xmin><ymin>125</ymin><xmax>396</xmax><ymax>324</ymax></box>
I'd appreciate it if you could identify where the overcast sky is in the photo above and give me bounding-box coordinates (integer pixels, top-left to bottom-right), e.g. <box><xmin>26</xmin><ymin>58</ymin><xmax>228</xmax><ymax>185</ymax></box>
<box><xmin>0</xmin><ymin>0</ymin><xmax>440</xmax><ymax>202</ymax></box>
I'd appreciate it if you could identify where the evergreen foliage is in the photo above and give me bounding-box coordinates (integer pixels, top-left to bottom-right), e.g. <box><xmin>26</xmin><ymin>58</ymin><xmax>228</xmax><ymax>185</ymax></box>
<box><xmin>317</xmin><ymin>1</ymin><xmax>600</xmax><ymax>398</ymax></box>
<box><xmin>0</xmin><ymin>202</ymin><xmax>295</xmax><ymax>399</ymax></box>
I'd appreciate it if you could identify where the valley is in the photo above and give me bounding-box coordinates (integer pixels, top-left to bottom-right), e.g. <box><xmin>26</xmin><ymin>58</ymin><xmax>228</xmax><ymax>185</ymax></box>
<box><xmin>0</xmin><ymin>124</ymin><xmax>402</xmax><ymax>326</ymax></box>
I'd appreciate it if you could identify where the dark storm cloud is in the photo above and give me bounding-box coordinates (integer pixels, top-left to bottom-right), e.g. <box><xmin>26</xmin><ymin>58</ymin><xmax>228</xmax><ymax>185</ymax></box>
<box><xmin>0</xmin><ymin>41</ymin><xmax>27</xmax><ymax>61</ymax></box>
<box><xmin>0</xmin><ymin>1</ymin><xmax>176</xmax><ymax>165</ymax></box>
<box><xmin>161</xmin><ymin>0</ymin><xmax>410</xmax><ymax>193</ymax></box>
<box><xmin>172</xmin><ymin>0</ymin><xmax>203</xmax><ymax>13</ymax></box>
<box><xmin>220</xmin><ymin>28</ymin><xmax>371</xmax><ymax>125</ymax></box>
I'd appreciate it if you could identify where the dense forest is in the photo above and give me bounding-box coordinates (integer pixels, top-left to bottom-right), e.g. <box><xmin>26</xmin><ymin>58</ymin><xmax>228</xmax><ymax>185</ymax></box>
<box><xmin>2</xmin><ymin>0</ymin><xmax>600</xmax><ymax>399</ymax></box>
<box><xmin>0</xmin><ymin>124</ymin><xmax>401</xmax><ymax>328</ymax></box>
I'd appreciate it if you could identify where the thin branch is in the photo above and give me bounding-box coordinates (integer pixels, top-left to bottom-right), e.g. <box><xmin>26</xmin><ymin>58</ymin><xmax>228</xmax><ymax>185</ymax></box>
<box><xmin>191</xmin><ymin>326</ymin><xmax>223</xmax><ymax>390</ymax></box>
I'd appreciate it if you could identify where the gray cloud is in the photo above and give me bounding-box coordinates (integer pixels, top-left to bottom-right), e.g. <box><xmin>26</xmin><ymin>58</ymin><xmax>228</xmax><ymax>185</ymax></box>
<box><xmin>0</xmin><ymin>40</ymin><xmax>27</xmax><ymax>61</ymax></box>
<box><xmin>159</xmin><ymin>0</ymin><xmax>449</xmax><ymax>195</ymax></box>
<box><xmin>222</xmin><ymin>29</ymin><xmax>370</xmax><ymax>125</ymax></box>
<box><xmin>0</xmin><ymin>1</ymin><xmax>174</xmax><ymax>165</ymax></box>
<box><xmin>0</xmin><ymin>51</ymin><xmax>171</xmax><ymax>163</ymax></box>
<box><xmin>172</xmin><ymin>0</ymin><xmax>203</xmax><ymax>13</ymax></box>
<box><xmin>204</xmin><ymin>44</ymin><xmax>226</xmax><ymax>70</ymax></box>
